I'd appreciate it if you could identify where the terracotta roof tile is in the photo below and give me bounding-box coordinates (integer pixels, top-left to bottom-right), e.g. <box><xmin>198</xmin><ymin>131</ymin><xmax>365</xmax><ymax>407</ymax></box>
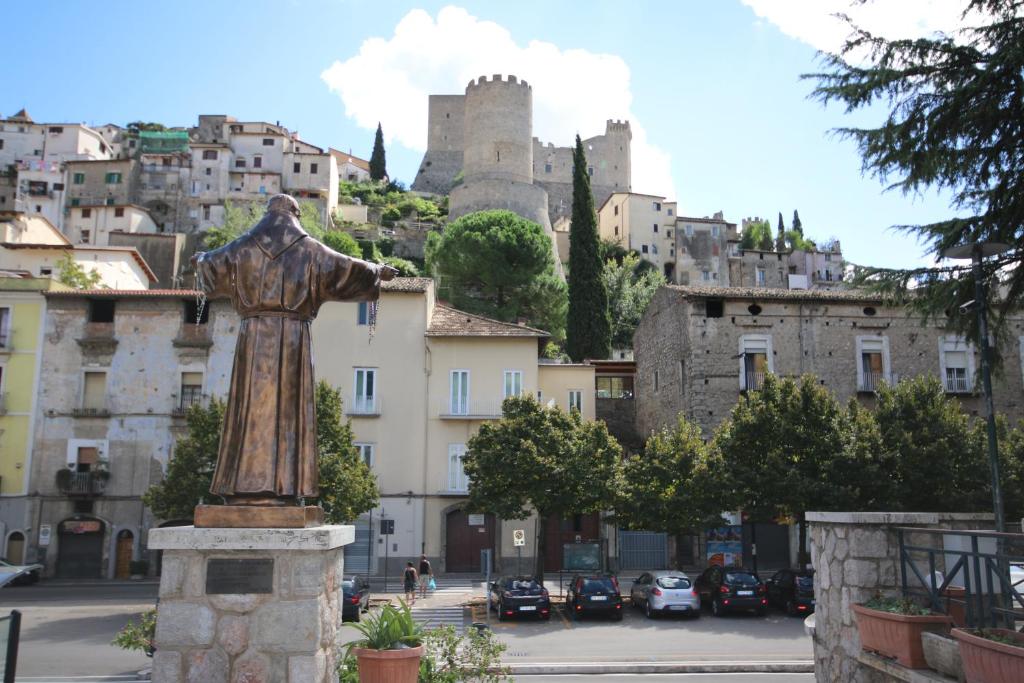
<box><xmin>426</xmin><ymin>305</ymin><xmax>548</xmax><ymax>338</ymax></box>
<box><xmin>45</xmin><ymin>289</ymin><xmax>202</xmax><ymax>298</ymax></box>
<box><xmin>666</xmin><ymin>284</ymin><xmax>882</xmax><ymax>303</ymax></box>
<box><xmin>382</xmin><ymin>277</ymin><xmax>432</xmax><ymax>293</ymax></box>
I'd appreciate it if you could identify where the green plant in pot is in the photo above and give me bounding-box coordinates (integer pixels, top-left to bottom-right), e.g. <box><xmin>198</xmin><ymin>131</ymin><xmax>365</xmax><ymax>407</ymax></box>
<box><xmin>345</xmin><ymin>600</ymin><xmax>424</xmax><ymax>683</ymax></box>
<box><xmin>952</xmin><ymin>627</ymin><xmax>1024</xmax><ymax>683</ymax></box>
<box><xmin>853</xmin><ymin>595</ymin><xmax>953</xmax><ymax>668</ymax></box>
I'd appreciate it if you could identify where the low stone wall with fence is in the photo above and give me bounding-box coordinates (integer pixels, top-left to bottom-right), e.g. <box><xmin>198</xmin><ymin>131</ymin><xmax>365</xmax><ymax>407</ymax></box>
<box><xmin>807</xmin><ymin>511</ymin><xmax>993</xmax><ymax>683</ymax></box>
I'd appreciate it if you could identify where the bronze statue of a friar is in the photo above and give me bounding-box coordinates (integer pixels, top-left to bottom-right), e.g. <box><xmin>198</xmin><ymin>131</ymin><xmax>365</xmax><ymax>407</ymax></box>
<box><xmin>191</xmin><ymin>194</ymin><xmax>396</xmax><ymax>528</ymax></box>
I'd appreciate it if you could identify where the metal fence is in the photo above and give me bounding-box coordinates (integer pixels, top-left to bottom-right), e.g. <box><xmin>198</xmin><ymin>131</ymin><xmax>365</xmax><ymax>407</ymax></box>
<box><xmin>896</xmin><ymin>526</ymin><xmax>1024</xmax><ymax>628</ymax></box>
<box><xmin>0</xmin><ymin>610</ymin><xmax>20</xmax><ymax>683</ymax></box>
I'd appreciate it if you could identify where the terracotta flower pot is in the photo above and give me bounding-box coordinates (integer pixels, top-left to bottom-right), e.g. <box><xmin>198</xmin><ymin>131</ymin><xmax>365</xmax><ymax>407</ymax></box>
<box><xmin>353</xmin><ymin>645</ymin><xmax>423</xmax><ymax>683</ymax></box>
<box><xmin>953</xmin><ymin>628</ymin><xmax>1024</xmax><ymax>683</ymax></box>
<box><xmin>942</xmin><ymin>586</ymin><xmax>967</xmax><ymax>627</ymax></box>
<box><xmin>852</xmin><ymin>603</ymin><xmax>952</xmax><ymax>668</ymax></box>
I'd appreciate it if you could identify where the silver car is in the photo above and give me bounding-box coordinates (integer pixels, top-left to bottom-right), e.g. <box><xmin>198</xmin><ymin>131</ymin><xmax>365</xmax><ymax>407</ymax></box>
<box><xmin>630</xmin><ymin>571</ymin><xmax>701</xmax><ymax>618</ymax></box>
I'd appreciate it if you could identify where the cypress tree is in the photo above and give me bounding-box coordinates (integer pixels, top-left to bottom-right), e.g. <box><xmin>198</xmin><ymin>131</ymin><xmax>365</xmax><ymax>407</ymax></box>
<box><xmin>566</xmin><ymin>135</ymin><xmax>611</xmax><ymax>362</ymax></box>
<box><xmin>792</xmin><ymin>209</ymin><xmax>803</xmax><ymax>236</ymax></box>
<box><xmin>369</xmin><ymin>123</ymin><xmax>387</xmax><ymax>181</ymax></box>
<box><xmin>775</xmin><ymin>212</ymin><xmax>786</xmax><ymax>251</ymax></box>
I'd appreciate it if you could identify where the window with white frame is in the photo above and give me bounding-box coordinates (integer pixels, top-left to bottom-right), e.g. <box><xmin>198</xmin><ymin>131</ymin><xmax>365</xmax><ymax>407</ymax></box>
<box><xmin>354</xmin><ymin>443</ymin><xmax>375</xmax><ymax>467</ymax></box>
<box><xmin>503</xmin><ymin>370</ymin><xmax>523</xmax><ymax>399</ymax></box>
<box><xmin>856</xmin><ymin>336</ymin><xmax>891</xmax><ymax>392</ymax></box>
<box><xmin>448</xmin><ymin>444</ymin><xmax>468</xmax><ymax>491</ymax></box>
<box><xmin>536</xmin><ymin>390</ymin><xmax>543</xmax><ymax>403</ymax></box>
<box><xmin>701</xmin><ymin>270</ymin><xmax>711</xmax><ymax>282</ymax></box>
<box><xmin>450</xmin><ymin>370</ymin><xmax>469</xmax><ymax>414</ymax></box>
<box><xmin>82</xmin><ymin>371</ymin><xmax>108</xmax><ymax>411</ymax></box>
<box><xmin>0</xmin><ymin>307</ymin><xmax>9</xmax><ymax>348</ymax></box>
<box><xmin>739</xmin><ymin>334</ymin><xmax>773</xmax><ymax>390</ymax></box>
<box><xmin>756</xmin><ymin>268</ymin><xmax>766</xmax><ymax>286</ymax></box>
<box><xmin>357</xmin><ymin>301</ymin><xmax>369</xmax><ymax>326</ymax></box>
<box><xmin>353</xmin><ymin>368</ymin><xmax>377</xmax><ymax>413</ymax></box>
<box><xmin>712</xmin><ymin>225</ymin><xmax>720</xmax><ymax>238</ymax></box>
<box><xmin>939</xmin><ymin>337</ymin><xmax>974</xmax><ymax>393</ymax></box>
<box><xmin>568</xmin><ymin>390</ymin><xmax>582</xmax><ymax>413</ymax></box>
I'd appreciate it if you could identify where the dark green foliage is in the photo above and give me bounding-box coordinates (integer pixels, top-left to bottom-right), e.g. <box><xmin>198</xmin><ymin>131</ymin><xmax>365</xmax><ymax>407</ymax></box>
<box><xmin>775</xmin><ymin>212</ymin><xmax>786</xmax><ymax>252</ymax></box>
<box><xmin>369</xmin><ymin>123</ymin><xmax>387</xmax><ymax>181</ymax></box>
<box><xmin>566</xmin><ymin>135</ymin><xmax>611</xmax><ymax>361</ymax></box>
<box><xmin>603</xmin><ymin>253</ymin><xmax>665</xmax><ymax>349</ymax></box>
<box><xmin>804</xmin><ymin>1</ymin><xmax>1024</xmax><ymax>347</ymax></box>
<box><xmin>425</xmin><ymin>209</ymin><xmax>566</xmax><ymax>340</ymax></box>
<box><xmin>463</xmin><ymin>396</ymin><xmax>622</xmax><ymax>580</ymax></box>
<box><xmin>616</xmin><ymin>416</ymin><xmax>727</xmax><ymax>535</ymax></box>
<box><xmin>359</xmin><ymin>239</ymin><xmax>384</xmax><ymax>263</ymax></box>
<box><xmin>381</xmin><ymin>256</ymin><xmax>420</xmax><ymax>277</ymax></box>
<box><xmin>741</xmin><ymin>219</ymin><xmax>774</xmax><ymax>251</ymax></box>
<box><xmin>143</xmin><ymin>384</ymin><xmax>378</xmax><ymax>524</ymax></box>
<box><xmin>792</xmin><ymin>209</ymin><xmax>803</xmax><ymax>236</ymax></box>
<box><xmin>322</xmin><ymin>230</ymin><xmax>362</xmax><ymax>258</ymax></box>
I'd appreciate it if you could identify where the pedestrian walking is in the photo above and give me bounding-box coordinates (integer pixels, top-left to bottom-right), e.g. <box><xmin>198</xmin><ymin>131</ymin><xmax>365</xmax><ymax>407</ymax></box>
<box><xmin>418</xmin><ymin>554</ymin><xmax>432</xmax><ymax>599</ymax></box>
<box><xmin>403</xmin><ymin>561</ymin><xmax>418</xmax><ymax>604</ymax></box>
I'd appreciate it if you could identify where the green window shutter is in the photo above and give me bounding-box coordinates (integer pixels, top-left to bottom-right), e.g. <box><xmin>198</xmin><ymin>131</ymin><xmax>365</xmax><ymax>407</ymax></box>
<box><xmin>73</xmin><ymin>173</ymin><xmax>85</xmax><ymax>185</ymax></box>
<box><xmin>70</xmin><ymin>198</ymin><xmax>80</xmax><ymax>207</ymax></box>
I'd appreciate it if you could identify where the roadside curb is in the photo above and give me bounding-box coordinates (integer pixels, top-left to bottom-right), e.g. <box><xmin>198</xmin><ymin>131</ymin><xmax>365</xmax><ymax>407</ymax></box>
<box><xmin>506</xmin><ymin>660</ymin><xmax>815</xmax><ymax>675</ymax></box>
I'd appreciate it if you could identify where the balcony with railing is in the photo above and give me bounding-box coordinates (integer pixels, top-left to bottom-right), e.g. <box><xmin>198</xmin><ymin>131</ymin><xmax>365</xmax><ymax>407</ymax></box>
<box><xmin>944</xmin><ymin>370</ymin><xmax>971</xmax><ymax>394</ymax></box>
<box><xmin>438</xmin><ymin>473</ymin><xmax>469</xmax><ymax>496</ymax></box>
<box><xmin>346</xmin><ymin>397</ymin><xmax>381</xmax><ymax>417</ymax></box>
<box><xmin>172</xmin><ymin>389</ymin><xmax>207</xmax><ymax>417</ymax></box>
<box><xmin>858</xmin><ymin>371</ymin><xmax>899</xmax><ymax>393</ymax></box>
<box><xmin>71</xmin><ymin>406</ymin><xmax>110</xmax><ymax>418</ymax></box>
<box><xmin>741</xmin><ymin>371</ymin><xmax>766</xmax><ymax>392</ymax></box>
<box><xmin>438</xmin><ymin>399</ymin><xmax>504</xmax><ymax>420</ymax></box>
<box><xmin>55</xmin><ymin>470</ymin><xmax>108</xmax><ymax>496</ymax></box>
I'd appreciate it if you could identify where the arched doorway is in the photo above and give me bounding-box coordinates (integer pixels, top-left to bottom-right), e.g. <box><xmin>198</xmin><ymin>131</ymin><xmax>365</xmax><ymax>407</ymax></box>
<box><xmin>5</xmin><ymin>532</ymin><xmax>25</xmax><ymax>564</ymax></box>
<box><xmin>445</xmin><ymin>509</ymin><xmax>495</xmax><ymax>573</ymax></box>
<box><xmin>114</xmin><ymin>530</ymin><xmax>134</xmax><ymax>579</ymax></box>
<box><xmin>56</xmin><ymin>518</ymin><xmax>105</xmax><ymax>579</ymax></box>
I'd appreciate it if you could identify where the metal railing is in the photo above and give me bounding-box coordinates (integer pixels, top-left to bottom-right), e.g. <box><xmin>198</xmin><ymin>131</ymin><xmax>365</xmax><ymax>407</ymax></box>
<box><xmin>55</xmin><ymin>471</ymin><xmax>108</xmax><ymax>496</ymax></box>
<box><xmin>347</xmin><ymin>397</ymin><xmax>381</xmax><ymax>416</ymax></box>
<box><xmin>944</xmin><ymin>372</ymin><xmax>971</xmax><ymax>393</ymax></box>
<box><xmin>172</xmin><ymin>389</ymin><xmax>207</xmax><ymax>416</ymax></box>
<box><xmin>743</xmin><ymin>371</ymin><xmax>765</xmax><ymax>391</ymax></box>
<box><xmin>71</xmin><ymin>407</ymin><xmax>110</xmax><ymax>417</ymax></box>
<box><xmin>0</xmin><ymin>610</ymin><xmax>20</xmax><ymax>683</ymax></box>
<box><xmin>896</xmin><ymin>526</ymin><xmax>1024</xmax><ymax>628</ymax></box>
<box><xmin>438</xmin><ymin>399</ymin><xmax>504</xmax><ymax>419</ymax></box>
<box><xmin>858</xmin><ymin>372</ymin><xmax>900</xmax><ymax>392</ymax></box>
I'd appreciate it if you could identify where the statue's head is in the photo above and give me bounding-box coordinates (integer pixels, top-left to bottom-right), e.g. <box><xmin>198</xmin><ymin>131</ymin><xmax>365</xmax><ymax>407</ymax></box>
<box><xmin>267</xmin><ymin>194</ymin><xmax>300</xmax><ymax>218</ymax></box>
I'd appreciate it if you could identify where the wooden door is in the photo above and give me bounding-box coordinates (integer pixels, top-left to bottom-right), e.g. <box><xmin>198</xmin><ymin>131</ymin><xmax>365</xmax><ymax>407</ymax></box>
<box><xmin>6</xmin><ymin>532</ymin><xmax>24</xmax><ymax>564</ymax></box>
<box><xmin>115</xmin><ymin>530</ymin><xmax>133</xmax><ymax>579</ymax></box>
<box><xmin>545</xmin><ymin>513</ymin><xmax>600</xmax><ymax>571</ymax></box>
<box><xmin>445</xmin><ymin>509</ymin><xmax>495</xmax><ymax>572</ymax></box>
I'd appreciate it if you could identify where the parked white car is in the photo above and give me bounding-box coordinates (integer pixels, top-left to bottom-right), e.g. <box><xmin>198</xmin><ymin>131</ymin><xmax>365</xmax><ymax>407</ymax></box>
<box><xmin>630</xmin><ymin>571</ymin><xmax>701</xmax><ymax>618</ymax></box>
<box><xmin>0</xmin><ymin>559</ymin><xmax>42</xmax><ymax>587</ymax></box>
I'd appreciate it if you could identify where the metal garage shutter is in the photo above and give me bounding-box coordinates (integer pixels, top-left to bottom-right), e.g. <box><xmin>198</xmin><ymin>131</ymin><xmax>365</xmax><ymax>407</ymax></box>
<box><xmin>344</xmin><ymin>517</ymin><xmax>372</xmax><ymax>574</ymax></box>
<box><xmin>618</xmin><ymin>531</ymin><xmax>668</xmax><ymax>570</ymax></box>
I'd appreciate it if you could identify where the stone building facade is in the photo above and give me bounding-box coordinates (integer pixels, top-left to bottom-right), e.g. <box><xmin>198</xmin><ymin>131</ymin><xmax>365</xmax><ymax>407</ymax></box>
<box><xmin>22</xmin><ymin>289</ymin><xmax>236</xmax><ymax>579</ymax></box>
<box><xmin>634</xmin><ymin>285</ymin><xmax>1024</xmax><ymax>439</ymax></box>
<box><xmin>411</xmin><ymin>75</ymin><xmax>632</xmax><ymax>227</ymax></box>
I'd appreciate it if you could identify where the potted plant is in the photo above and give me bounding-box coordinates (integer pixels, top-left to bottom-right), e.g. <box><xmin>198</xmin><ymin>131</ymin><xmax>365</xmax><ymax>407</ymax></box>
<box><xmin>112</xmin><ymin>608</ymin><xmax>156</xmax><ymax>657</ymax></box>
<box><xmin>852</xmin><ymin>595</ymin><xmax>953</xmax><ymax>668</ymax></box>
<box><xmin>952</xmin><ymin>627</ymin><xmax>1024</xmax><ymax>683</ymax></box>
<box><xmin>346</xmin><ymin>600</ymin><xmax>424</xmax><ymax>683</ymax></box>
<box><xmin>129</xmin><ymin>560</ymin><xmax>148</xmax><ymax>580</ymax></box>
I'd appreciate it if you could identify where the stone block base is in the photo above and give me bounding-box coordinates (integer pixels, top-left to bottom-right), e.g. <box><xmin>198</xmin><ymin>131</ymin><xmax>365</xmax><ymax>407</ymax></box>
<box><xmin>148</xmin><ymin>525</ymin><xmax>354</xmax><ymax>683</ymax></box>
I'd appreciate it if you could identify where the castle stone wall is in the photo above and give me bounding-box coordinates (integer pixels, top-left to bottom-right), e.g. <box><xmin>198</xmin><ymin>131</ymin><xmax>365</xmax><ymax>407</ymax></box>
<box><xmin>462</xmin><ymin>75</ymin><xmax>533</xmax><ymax>184</ymax></box>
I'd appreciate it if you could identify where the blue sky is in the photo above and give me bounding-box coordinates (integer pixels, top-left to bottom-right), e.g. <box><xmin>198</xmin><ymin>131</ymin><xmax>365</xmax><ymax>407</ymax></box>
<box><xmin>2</xmin><ymin>0</ymin><xmax>968</xmax><ymax>269</ymax></box>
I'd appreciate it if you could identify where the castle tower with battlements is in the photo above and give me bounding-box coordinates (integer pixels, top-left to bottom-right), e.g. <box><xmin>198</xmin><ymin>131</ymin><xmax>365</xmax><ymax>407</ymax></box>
<box><xmin>413</xmin><ymin>75</ymin><xmax>632</xmax><ymax>246</ymax></box>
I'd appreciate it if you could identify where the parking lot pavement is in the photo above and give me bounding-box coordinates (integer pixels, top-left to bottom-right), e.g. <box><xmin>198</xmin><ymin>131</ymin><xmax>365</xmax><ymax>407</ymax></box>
<box><xmin>475</xmin><ymin>601</ymin><xmax>813</xmax><ymax>664</ymax></box>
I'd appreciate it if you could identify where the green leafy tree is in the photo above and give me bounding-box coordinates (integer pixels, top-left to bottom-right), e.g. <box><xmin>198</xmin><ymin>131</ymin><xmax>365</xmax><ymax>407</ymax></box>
<box><xmin>314</xmin><ymin>381</ymin><xmax>380</xmax><ymax>524</ymax></box>
<box><xmin>792</xmin><ymin>209</ymin><xmax>803</xmax><ymax>236</ymax></box>
<box><xmin>370</xmin><ymin>123</ymin><xmax>387</xmax><ymax>181</ymax></box>
<box><xmin>143</xmin><ymin>385</ymin><xmax>378</xmax><ymax>524</ymax></box>
<box><xmin>874</xmin><ymin>376</ymin><xmax>991</xmax><ymax>512</ymax></box>
<box><xmin>740</xmin><ymin>219</ymin><xmax>774</xmax><ymax>251</ymax></box>
<box><xmin>463</xmin><ymin>396</ymin><xmax>622</xmax><ymax>581</ymax></box>
<box><xmin>56</xmin><ymin>253</ymin><xmax>104</xmax><ymax>289</ymax></box>
<box><xmin>425</xmin><ymin>209</ymin><xmax>564</xmax><ymax>336</ymax></box>
<box><xmin>204</xmin><ymin>199</ymin><xmax>326</xmax><ymax>250</ymax></box>
<box><xmin>615</xmin><ymin>416</ymin><xmax>728</xmax><ymax>565</ymax></box>
<box><xmin>142</xmin><ymin>400</ymin><xmax>225</xmax><ymax>520</ymax></box>
<box><xmin>566</xmin><ymin>135</ymin><xmax>611</xmax><ymax>361</ymax></box>
<box><xmin>381</xmin><ymin>256</ymin><xmax>420</xmax><ymax>277</ymax></box>
<box><xmin>805</xmin><ymin>1</ymin><xmax>1024</xmax><ymax>346</ymax></box>
<box><xmin>603</xmin><ymin>253</ymin><xmax>665</xmax><ymax>349</ymax></box>
<box><xmin>321</xmin><ymin>230</ymin><xmax>362</xmax><ymax>258</ymax></box>
<box><xmin>775</xmin><ymin>212</ymin><xmax>787</xmax><ymax>252</ymax></box>
<box><xmin>713</xmin><ymin>375</ymin><xmax>891</xmax><ymax>564</ymax></box>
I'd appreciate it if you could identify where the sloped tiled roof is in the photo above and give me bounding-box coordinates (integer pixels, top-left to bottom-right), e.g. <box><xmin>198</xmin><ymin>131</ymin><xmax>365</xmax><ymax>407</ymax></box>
<box><xmin>426</xmin><ymin>305</ymin><xmax>548</xmax><ymax>338</ymax></box>
<box><xmin>667</xmin><ymin>285</ymin><xmax>883</xmax><ymax>303</ymax></box>
<box><xmin>382</xmin><ymin>277</ymin><xmax>432</xmax><ymax>293</ymax></box>
<box><xmin>45</xmin><ymin>289</ymin><xmax>202</xmax><ymax>298</ymax></box>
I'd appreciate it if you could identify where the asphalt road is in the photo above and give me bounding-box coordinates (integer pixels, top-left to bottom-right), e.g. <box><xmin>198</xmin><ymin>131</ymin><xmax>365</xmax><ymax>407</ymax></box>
<box><xmin>0</xmin><ymin>582</ymin><xmax>157</xmax><ymax>679</ymax></box>
<box><xmin>514</xmin><ymin>676</ymin><xmax>814</xmax><ymax>683</ymax></box>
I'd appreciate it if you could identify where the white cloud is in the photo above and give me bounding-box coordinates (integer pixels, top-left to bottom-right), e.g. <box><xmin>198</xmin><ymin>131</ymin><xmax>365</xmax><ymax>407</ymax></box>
<box><xmin>320</xmin><ymin>6</ymin><xmax>674</xmax><ymax>197</ymax></box>
<box><xmin>739</xmin><ymin>0</ymin><xmax>986</xmax><ymax>54</ymax></box>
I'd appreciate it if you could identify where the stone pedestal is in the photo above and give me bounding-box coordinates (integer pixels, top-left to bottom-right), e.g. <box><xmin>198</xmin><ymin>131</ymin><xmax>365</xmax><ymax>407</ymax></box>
<box><xmin>148</xmin><ymin>525</ymin><xmax>353</xmax><ymax>683</ymax></box>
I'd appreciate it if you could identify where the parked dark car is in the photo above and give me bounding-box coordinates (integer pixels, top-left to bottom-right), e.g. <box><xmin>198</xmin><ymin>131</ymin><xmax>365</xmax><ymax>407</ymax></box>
<box><xmin>341</xmin><ymin>575</ymin><xmax>371</xmax><ymax>621</ymax></box>
<box><xmin>489</xmin><ymin>576</ymin><xmax>551</xmax><ymax>621</ymax></box>
<box><xmin>694</xmin><ymin>566</ymin><xmax>767</xmax><ymax>616</ymax></box>
<box><xmin>766</xmin><ymin>569</ymin><xmax>815</xmax><ymax>616</ymax></box>
<box><xmin>566</xmin><ymin>574</ymin><xmax>623</xmax><ymax>620</ymax></box>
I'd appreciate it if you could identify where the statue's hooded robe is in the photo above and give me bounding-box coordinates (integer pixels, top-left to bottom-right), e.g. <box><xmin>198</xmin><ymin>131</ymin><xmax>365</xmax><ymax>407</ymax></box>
<box><xmin>196</xmin><ymin>207</ymin><xmax>381</xmax><ymax>501</ymax></box>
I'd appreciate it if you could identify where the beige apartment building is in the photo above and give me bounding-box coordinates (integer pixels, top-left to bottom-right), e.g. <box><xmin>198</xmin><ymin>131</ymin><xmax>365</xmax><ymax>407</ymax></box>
<box><xmin>597</xmin><ymin>192</ymin><xmax>678</xmax><ymax>279</ymax></box>
<box><xmin>312</xmin><ymin>277</ymin><xmax>600</xmax><ymax>574</ymax></box>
